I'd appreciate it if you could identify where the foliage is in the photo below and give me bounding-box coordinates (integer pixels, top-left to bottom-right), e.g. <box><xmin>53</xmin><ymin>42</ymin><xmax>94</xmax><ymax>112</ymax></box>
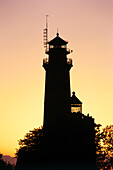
<box><xmin>95</xmin><ymin>124</ymin><xmax>104</xmax><ymax>169</ymax></box>
<box><xmin>16</xmin><ymin>124</ymin><xmax>113</xmax><ymax>169</ymax></box>
<box><xmin>102</xmin><ymin>125</ymin><xmax>113</xmax><ymax>170</ymax></box>
<box><xmin>95</xmin><ymin>124</ymin><xmax>113</xmax><ymax>170</ymax></box>
<box><xmin>0</xmin><ymin>154</ymin><xmax>14</xmax><ymax>170</ymax></box>
<box><xmin>103</xmin><ymin>125</ymin><xmax>113</xmax><ymax>157</ymax></box>
<box><xmin>15</xmin><ymin>127</ymin><xmax>43</xmax><ymax>158</ymax></box>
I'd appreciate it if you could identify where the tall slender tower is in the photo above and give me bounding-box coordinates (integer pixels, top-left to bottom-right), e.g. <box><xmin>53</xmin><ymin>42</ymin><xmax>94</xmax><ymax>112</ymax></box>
<box><xmin>43</xmin><ymin>33</ymin><xmax>72</xmax><ymax>154</ymax></box>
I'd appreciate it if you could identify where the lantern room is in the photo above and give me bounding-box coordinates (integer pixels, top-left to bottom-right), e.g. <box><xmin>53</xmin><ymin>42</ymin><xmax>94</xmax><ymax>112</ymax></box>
<box><xmin>71</xmin><ymin>91</ymin><xmax>82</xmax><ymax>113</ymax></box>
<box><xmin>45</xmin><ymin>33</ymin><xmax>71</xmax><ymax>55</ymax></box>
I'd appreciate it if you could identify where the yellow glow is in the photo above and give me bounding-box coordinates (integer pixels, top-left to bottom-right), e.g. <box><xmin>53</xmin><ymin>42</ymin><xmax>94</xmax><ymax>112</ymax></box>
<box><xmin>0</xmin><ymin>0</ymin><xmax>113</xmax><ymax>157</ymax></box>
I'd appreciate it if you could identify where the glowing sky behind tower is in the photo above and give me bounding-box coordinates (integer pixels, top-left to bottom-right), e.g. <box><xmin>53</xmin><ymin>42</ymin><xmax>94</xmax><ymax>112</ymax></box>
<box><xmin>0</xmin><ymin>0</ymin><xmax>113</xmax><ymax>157</ymax></box>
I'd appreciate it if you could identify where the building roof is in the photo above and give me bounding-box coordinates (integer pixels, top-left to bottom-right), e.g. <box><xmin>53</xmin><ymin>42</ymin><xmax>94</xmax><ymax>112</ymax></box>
<box><xmin>70</xmin><ymin>92</ymin><xmax>82</xmax><ymax>104</ymax></box>
<box><xmin>48</xmin><ymin>33</ymin><xmax>68</xmax><ymax>46</ymax></box>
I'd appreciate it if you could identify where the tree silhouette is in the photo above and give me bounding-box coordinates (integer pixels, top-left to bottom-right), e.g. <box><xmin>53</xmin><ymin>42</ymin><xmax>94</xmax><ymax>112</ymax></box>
<box><xmin>0</xmin><ymin>154</ymin><xmax>14</xmax><ymax>170</ymax></box>
<box><xmin>95</xmin><ymin>125</ymin><xmax>113</xmax><ymax>170</ymax></box>
<box><xmin>102</xmin><ymin>125</ymin><xmax>113</xmax><ymax>170</ymax></box>
<box><xmin>16</xmin><ymin>127</ymin><xmax>43</xmax><ymax>158</ymax></box>
<box><xmin>15</xmin><ymin>124</ymin><xmax>113</xmax><ymax>169</ymax></box>
<box><xmin>95</xmin><ymin>124</ymin><xmax>104</xmax><ymax>169</ymax></box>
<box><xmin>15</xmin><ymin>127</ymin><xmax>43</xmax><ymax>169</ymax></box>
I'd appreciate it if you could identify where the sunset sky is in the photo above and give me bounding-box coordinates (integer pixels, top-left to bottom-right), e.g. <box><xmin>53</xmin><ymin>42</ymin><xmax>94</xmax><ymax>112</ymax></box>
<box><xmin>0</xmin><ymin>0</ymin><xmax>113</xmax><ymax>157</ymax></box>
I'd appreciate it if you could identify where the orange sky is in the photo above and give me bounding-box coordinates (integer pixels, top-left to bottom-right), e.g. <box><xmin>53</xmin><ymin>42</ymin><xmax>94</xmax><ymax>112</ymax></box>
<box><xmin>0</xmin><ymin>0</ymin><xmax>113</xmax><ymax>157</ymax></box>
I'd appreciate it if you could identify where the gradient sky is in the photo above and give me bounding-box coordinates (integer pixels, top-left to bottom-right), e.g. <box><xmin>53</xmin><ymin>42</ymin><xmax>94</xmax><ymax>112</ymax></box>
<box><xmin>0</xmin><ymin>0</ymin><xmax>113</xmax><ymax>157</ymax></box>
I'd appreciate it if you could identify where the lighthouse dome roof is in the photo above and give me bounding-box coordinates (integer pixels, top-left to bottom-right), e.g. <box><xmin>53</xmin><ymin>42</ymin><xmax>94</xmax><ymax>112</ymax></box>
<box><xmin>70</xmin><ymin>92</ymin><xmax>82</xmax><ymax>104</ymax></box>
<box><xmin>48</xmin><ymin>33</ymin><xmax>68</xmax><ymax>46</ymax></box>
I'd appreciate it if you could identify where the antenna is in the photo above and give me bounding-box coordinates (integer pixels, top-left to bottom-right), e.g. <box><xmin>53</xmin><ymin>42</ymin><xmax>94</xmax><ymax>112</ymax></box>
<box><xmin>43</xmin><ymin>15</ymin><xmax>49</xmax><ymax>50</ymax></box>
<box><xmin>57</xmin><ymin>28</ymin><xmax>59</xmax><ymax>34</ymax></box>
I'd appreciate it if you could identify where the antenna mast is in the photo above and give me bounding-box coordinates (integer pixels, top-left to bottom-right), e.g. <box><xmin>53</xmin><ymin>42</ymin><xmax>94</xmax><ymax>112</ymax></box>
<box><xmin>43</xmin><ymin>15</ymin><xmax>49</xmax><ymax>50</ymax></box>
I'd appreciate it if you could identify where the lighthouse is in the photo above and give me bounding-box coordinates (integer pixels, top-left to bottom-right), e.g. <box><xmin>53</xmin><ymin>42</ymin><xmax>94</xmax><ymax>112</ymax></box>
<box><xmin>43</xmin><ymin>33</ymin><xmax>72</xmax><ymax>155</ymax></box>
<box><xmin>42</xmin><ymin>32</ymin><xmax>96</xmax><ymax>168</ymax></box>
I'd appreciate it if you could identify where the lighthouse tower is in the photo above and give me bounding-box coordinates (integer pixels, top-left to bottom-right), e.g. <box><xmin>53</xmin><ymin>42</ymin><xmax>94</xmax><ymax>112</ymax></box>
<box><xmin>43</xmin><ymin>33</ymin><xmax>72</xmax><ymax>155</ymax></box>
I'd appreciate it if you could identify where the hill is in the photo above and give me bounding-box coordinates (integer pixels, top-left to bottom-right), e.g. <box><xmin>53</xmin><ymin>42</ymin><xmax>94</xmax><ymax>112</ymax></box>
<box><xmin>2</xmin><ymin>155</ymin><xmax>17</xmax><ymax>165</ymax></box>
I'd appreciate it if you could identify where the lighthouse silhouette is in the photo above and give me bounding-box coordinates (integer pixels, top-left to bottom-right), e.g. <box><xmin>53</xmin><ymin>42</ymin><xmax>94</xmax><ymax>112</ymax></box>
<box><xmin>43</xmin><ymin>32</ymin><xmax>72</xmax><ymax>156</ymax></box>
<box><xmin>43</xmin><ymin>32</ymin><xmax>96</xmax><ymax>168</ymax></box>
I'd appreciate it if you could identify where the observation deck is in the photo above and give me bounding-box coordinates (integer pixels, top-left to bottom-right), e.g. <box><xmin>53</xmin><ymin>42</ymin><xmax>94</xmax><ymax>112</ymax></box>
<box><xmin>45</xmin><ymin>47</ymin><xmax>72</xmax><ymax>55</ymax></box>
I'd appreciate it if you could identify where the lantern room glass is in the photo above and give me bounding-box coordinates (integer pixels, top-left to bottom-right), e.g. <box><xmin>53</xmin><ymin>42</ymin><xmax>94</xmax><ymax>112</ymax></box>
<box><xmin>71</xmin><ymin>104</ymin><xmax>82</xmax><ymax>113</ymax></box>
